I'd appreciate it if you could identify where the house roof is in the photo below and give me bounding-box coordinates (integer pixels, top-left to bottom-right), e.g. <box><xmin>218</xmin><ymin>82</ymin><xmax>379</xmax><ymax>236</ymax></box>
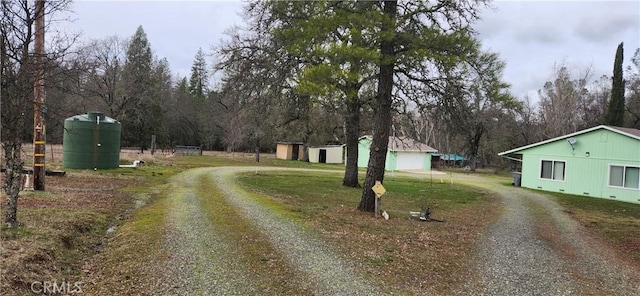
<box><xmin>498</xmin><ymin>125</ymin><xmax>640</xmax><ymax>156</ymax></box>
<box><xmin>276</xmin><ymin>142</ymin><xmax>304</xmax><ymax>145</ymax></box>
<box><xmin>359</xmin><ymin>135</ymin><xmax>437</xmax><ymax>152</ymax></box>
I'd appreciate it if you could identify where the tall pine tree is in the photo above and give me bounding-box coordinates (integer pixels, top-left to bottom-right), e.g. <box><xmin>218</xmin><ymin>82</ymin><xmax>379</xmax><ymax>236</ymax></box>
<box><xmin>121</xmin><ymin>26</ymin><xmax>155</xmax><ymax>150</ymax></box>
<box><xmin>605</xmin><ymin>42</ymin><xmax>625</xmax><ymax>126</ymax></box>
<box><xmin>188</xmin><ymin>48</ymin><xmax>208</xmax><ymax>100</ymax></box>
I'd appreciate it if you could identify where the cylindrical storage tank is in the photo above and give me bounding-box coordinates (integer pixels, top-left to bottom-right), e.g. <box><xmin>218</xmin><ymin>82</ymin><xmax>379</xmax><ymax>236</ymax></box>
<box><xmin>63</xmin><ymin>112</ymin><xmax>121</xmax><ymax>169</ymax></box>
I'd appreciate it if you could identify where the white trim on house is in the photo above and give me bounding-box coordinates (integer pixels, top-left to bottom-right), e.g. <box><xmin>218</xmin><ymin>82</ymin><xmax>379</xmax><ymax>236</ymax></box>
<box><xmin>499</xmin><ymin>125</ymin><xmax>640</xmax><ymax>156</ymax></box>
<box><xmin>607</xmin><ymin>163</ymin><xmax>640</xmax><ymax>190</ymax></box>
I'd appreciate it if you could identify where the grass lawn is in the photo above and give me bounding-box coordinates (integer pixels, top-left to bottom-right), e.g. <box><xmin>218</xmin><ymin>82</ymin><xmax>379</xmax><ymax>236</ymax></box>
<box><xmin>236</xmin><ymin>171</ymin><xmax>501</xmax><ymax>294</ymax></box>
<box><xmin>544</xmin><ymin>191</ymin><xmax>640</xmax><ymax>265</ymax></box>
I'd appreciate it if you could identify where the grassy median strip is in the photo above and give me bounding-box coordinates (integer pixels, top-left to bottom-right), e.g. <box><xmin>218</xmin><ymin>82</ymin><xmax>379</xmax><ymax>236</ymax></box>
<box><xmin>236</xmin><ymin>171</ymin><xmax>501</xmax><ymax>294</ymax></box>
<box><xmin>194</xmin><ymin>174</ymin><xmax>310</xmax><ymax>294</ymax></box>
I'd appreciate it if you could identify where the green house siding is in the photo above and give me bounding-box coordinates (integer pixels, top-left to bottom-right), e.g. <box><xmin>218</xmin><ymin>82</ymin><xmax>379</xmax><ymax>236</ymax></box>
<box><xmin>354</xmin><ymin>137</ymin><xmax>433</xmax><ymax>171</ymax></box>
<box><xmin>386</xmin><ymin>151</ymin><xmax>397</xmax><ymax>170</ymax></box>
<box><xmin>519</xmin><ymin>129</ymin><xmax>640</xmax><ymax>204</ymax></box>
<box><xmin>357</xmin><ymin>137</ymin><xmax>372</xmax><ymax>168</ymax></box>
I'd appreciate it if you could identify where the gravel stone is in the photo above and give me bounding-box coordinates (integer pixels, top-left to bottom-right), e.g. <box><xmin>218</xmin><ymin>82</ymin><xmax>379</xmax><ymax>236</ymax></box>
<box><xmin>152</xmin><ymin>171</ymin><xmax>258</xmax><ymax>295</ymax></box>
<box><xmin>452</xmin><ymin>174</ymin><xmax>640</xmax><ymax>295</ymax></box>
<box><xmin>152</xmin><ymin>167</ymin><xmax>380</xmax><ymax>295</ymax></box>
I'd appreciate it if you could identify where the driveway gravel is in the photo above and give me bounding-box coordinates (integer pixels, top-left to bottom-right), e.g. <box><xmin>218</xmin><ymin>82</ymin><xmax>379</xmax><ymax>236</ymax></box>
<box><xmin>154</xmin><ymin>171</ymin><xmax>257</xmax><ymax>295</ymax></box>
<box><xmin>153</xmin><ymin>167</ymin><xmax>379</xmax><ymax>295</ymax></box>
<box><xmin>152</xmin><ymin>167</ymin><xmax>638</xmax><ymax>295</ymax></box>
<box><xmin>451</xmin><ymin>174</ymin><xmax>640</xmax><ymax>295</ymax></box>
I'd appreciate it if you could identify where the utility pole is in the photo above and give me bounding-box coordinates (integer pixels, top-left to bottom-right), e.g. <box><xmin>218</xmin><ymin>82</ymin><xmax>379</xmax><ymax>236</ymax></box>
<box><xmin>33</xmin><ymin>0</ymin><xmax>46</xmax><ymax>191</ymax></box>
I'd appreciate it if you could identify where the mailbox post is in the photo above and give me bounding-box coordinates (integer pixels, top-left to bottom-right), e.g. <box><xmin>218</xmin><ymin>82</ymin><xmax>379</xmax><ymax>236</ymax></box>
<box><xmin>371</xmin><ymin>180</ymin><xmax>386</xmax><ymax>217</ymax></box>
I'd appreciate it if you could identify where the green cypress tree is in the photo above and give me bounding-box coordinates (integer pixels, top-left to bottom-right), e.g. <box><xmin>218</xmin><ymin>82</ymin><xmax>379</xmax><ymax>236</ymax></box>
<box><xmin>605</xmin><ymin>42</ymin><xmax>625</xmax><ymax>126</ymax></box>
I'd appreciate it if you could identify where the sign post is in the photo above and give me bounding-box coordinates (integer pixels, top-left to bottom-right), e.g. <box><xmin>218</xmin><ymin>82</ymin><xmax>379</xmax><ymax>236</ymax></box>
<box><xmin>371</xmin><ymin>181</ymin><xmax>386</xmax><ymax>217</ymax></box>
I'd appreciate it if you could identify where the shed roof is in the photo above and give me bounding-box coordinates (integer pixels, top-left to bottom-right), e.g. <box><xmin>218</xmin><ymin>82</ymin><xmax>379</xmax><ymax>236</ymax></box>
<box><xmin>310</xmin><ymin>144</ymin><xmax>345</xmax><ymax>148</ymax></box>
<box><xmin>498</xmin><ymin>125</ymin><xmax>640</xmax><ymax>156</ymax></box>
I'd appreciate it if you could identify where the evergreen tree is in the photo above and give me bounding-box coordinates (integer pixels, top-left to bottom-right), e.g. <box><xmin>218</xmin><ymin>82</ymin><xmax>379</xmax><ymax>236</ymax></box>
<box><xmin>269</xmin><ymin>1</ymin><xmax>380</xmax><ymax>187</ymax></box>
<box><xmin>121</xmin><ymin>25</ymin><xmax>155</xmax><ymax>150</ymax></box>
<box><xmin>188</xmin><ymin>48</ymin><xmax>208</xmax><ymax>99</ymax></box>
<box><xmin>605</xmin><ymin>42</ymin><xmax>625</xmax><ymax>126</ymax></box>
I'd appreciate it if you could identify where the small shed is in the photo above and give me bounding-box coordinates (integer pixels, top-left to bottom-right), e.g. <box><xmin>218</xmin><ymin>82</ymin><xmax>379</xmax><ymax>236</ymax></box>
<box><xmin>309</xmin><ymin>145</ymin><xmax>344</xmax><ymax>164</ymax></box>
<box><xmin>355</xmin><ymin>136</ymin><xmax>438</xmax><ymax>171</ymax></box>
<box><xmin>276</xmin><ymin>142</ymin><xmax>304</xmax><ymax>160</ymax></box>
<box><xmin>498</xmin><ymin>125</ymin><xmax>640</xmax><ymax>204</ymax></box>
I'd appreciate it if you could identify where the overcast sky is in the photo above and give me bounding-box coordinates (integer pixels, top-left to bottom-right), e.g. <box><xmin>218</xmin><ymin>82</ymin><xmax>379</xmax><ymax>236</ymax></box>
<box><xmin>63</xmin><ymin>0</ymin><xmax>640</xmax><ymax>101</ymax></box>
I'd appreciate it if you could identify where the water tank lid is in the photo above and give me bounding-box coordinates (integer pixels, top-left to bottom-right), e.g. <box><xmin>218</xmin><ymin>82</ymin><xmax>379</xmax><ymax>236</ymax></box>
<box><xmin>87</xmin><ymin>111</ymin><xmax>105</xmax><ymax>121</ymax></box>
<box><xmin>65</xmin><ymin>112</ymin><xmax>120</xmax><ymax>124</ymax></box>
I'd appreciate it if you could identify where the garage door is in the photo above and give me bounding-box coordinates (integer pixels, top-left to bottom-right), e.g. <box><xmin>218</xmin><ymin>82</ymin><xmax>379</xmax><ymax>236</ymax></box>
<box><xmin>396</xmin><ymin>152</ymin><xmax>424</xmax><ymax>170</ymax></box>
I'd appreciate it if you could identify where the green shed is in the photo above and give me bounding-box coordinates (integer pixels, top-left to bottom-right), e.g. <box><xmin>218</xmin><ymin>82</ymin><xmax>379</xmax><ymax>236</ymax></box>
<box><xmin>354</xmin><ymin>136</ymin><xmax>437</xmax><ymax>171</ymax></box>
<box><xmin>63</xmin><ymin>112</ymin><xmax>121</xmax><ymax>169</ymax></box>
<box><xmin>499</xmin><ymin>125</ymin><xmax>640</xmax><ymax>204</ymax></box>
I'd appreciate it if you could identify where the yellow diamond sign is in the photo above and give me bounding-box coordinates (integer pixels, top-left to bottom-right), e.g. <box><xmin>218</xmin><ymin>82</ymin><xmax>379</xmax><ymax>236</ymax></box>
<box><xmin>372</xmin><ymin>181</ymin><xmax>386</xmax><ymax>197</ymax></box>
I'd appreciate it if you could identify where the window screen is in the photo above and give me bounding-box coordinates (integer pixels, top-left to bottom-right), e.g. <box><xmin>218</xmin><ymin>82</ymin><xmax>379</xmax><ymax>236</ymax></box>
<box><xmin>553</xmin><ymin>161</ymin><xmax>565</xmax><ymax>181</ymax></box>
<box><xmin>541</xmin><ymin>160</ymin><xmax>565</xmax><ymax>180</ymax></box>
<box><xmin>609</xmin><ymin>165</ymin><xmax>640</xmax><ymax>189</ymax></box>
<box><xmin>609</xmin><ymin>166</ymin><xmax>624</xmax><ymax>187</ymax></box>
<box><xmin>541</xmin><ymin>160</ymin><xmax>553</xmax><ymax>179</ymax></box>
<box><xmin>624</xmin><ymin>167</ymin><xmax>640</xmax><ymax>189</ymax></box>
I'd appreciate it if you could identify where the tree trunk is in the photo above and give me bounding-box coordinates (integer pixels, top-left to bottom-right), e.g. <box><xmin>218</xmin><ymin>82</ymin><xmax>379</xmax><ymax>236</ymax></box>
<box><xmin>300</xmin><ymin>93</ymin><xmax>311</xmax><ymax>162</ymax></box>
<box><xmin>343</xmin><ymin>94</ymin><xmax>361</xmax><ymax>187</ymax></box>
<box><xmin>467</xmin><ymin>124</ymin><xmax>485</xmax><ymax>172</ymax></box>
<box><xmin>255</xmin><ymin>137</ymin><xmax>260</xmax><ymax>163</ymax></box>
<box><xmin>358</xmin><ymin>0</ymin><xmax>397</xmax><ymax>212</ymax></box>
<box><xmin>302</xmin><ymin>142</ymin><xmax>310</xmax><ymax>162</ymax></box>
<box><xmin>4</xmin><ymin>141</ymin><xmax>24</xmax><ymax>228</ymax></box>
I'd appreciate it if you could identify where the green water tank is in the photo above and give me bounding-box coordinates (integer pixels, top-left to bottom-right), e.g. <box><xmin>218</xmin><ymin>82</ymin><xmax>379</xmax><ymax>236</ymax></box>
<box><xmin>63</xmin><ymin>112</ymin><xmax>121</xmax><ymax>169</ymax></box>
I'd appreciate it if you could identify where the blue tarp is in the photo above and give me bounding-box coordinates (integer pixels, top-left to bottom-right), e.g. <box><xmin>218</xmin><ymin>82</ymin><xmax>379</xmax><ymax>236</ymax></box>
<box><xmin>434</xmin><ymin>153</ymin><xmax>467</xmax><ymax>161</ymax></box>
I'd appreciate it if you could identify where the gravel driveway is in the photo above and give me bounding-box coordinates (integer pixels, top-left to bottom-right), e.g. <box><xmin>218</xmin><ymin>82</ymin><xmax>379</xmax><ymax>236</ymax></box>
<box><xmin>152</xmin><ymin>167</ymin><xmax>638</xmax><ymax>295</ymax></box>
<box><xmin>451</xmin><ymin>174</ymin><xmax>640</xmax><ymax>295</ymax></box>
<box><xmin>154</xmin><ymin>167</ymin><xmax>379</xmax><ymax>295</ymax></box>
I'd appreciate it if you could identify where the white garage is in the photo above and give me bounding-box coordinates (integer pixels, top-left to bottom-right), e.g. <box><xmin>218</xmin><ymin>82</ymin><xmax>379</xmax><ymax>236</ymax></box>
<box><xmin>395</xmin><ymin>152</ymin><xmax>426</xmax><ymax>170</ymax></box>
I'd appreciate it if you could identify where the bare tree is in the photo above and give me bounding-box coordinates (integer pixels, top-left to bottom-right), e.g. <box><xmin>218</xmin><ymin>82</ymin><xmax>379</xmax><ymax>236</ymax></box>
<box><xmin>1</xmin><ymin>0</ymin><xmax>73</xmax><ymax>227</ymax></box>
<box><xmin>515</xmin><ymin>96</ymin><xmax>540</xmax><ymax>145</ymax></box>
<box><xmin>537</xmin><ymin>63</ymin><xmax>591</xmax><ymax>138</ymax></box>
<box><xmin>83</xmin><ymin>35</ymin><xmax>129</xmax><ymax>117</ymax></box>
<box><xmin>626</xmin><ymin>48</ymin><xmax>640</xmax><ymax>128</ymax></box>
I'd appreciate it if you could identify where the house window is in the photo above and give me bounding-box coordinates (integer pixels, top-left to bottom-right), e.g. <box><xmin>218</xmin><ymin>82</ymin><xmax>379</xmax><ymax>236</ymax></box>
<box><xmin>540</xmin><ymin>160</ymin><xmax>565</xmax><ymax>181</ymax></box>
<box><xmin>609</xmin><ymin>165</ymin><xmax>640</xmax><ymax>189</ymax></box>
